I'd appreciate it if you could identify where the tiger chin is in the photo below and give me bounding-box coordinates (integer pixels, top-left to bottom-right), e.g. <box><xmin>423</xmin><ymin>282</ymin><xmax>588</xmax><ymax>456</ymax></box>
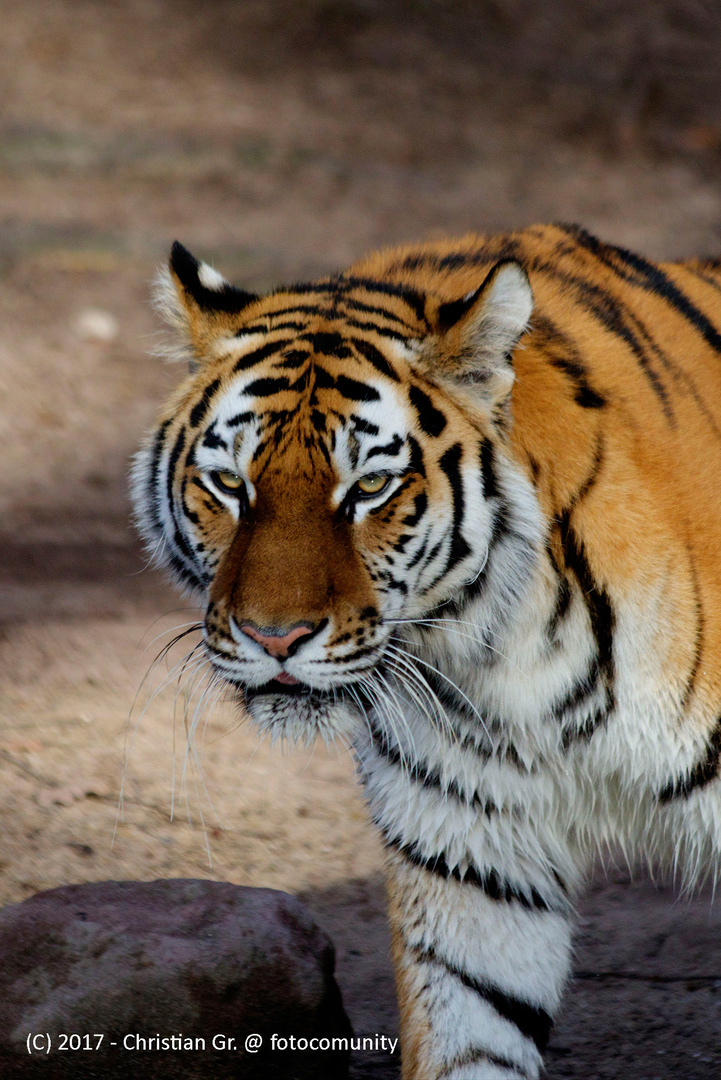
<box><xmin>133</xmin><ymin>225</ymin><xmax>721</xmax><ymax>1080</ymax></box>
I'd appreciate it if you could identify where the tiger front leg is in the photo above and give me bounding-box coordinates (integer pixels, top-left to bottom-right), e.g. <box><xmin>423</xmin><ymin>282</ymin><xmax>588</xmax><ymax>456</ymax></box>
<box><xmin>385</xmin><ymin>850</ymin><xmax>574</xmax><ymax>1080</ymax></box>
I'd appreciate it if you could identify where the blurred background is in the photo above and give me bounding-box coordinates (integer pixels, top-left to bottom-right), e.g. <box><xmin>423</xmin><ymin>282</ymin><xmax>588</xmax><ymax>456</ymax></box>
<box><xmin>2</xmin><ymin>0</ymin><xmax>721</xmax><ymax>588</ymax></box>
<box><xmin>1</xmin><ymin>3</ymin><xmax>721</xmax><ymax>1077</ymax></box>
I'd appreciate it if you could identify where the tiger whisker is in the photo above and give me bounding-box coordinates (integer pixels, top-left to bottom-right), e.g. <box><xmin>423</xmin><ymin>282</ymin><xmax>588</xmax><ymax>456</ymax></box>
<box><xmin>116</xmin><ymin>642</ymin><xmax>209</xmax><ymax>846</ymax></box>
<box><xmin>383</xmin><ymin>656</ymin><xmax>450</xmax><ymax>738</ymax></box>
<box><xmin>387</xmin><ymin>618</ymin><xmax>516</xmax><ymax>666</ymax></box>
<box><xmin>125</xmin><ymin>624</ymin><xmax>204</xmax><ymax>733</ymax></box>
<box><xmin>383</xmin><ymin>647</ymin><xmax>460</xmax><ymax>744</ymax></box>
<box><xmin>363</xmin><ymin>669</ymin><xmax>418</xmax><ymax>776</ymax></box>
<box><xmin>179</xmin><ymin>668</ymin><xmax>226</xmax><ymax>842</ymax></box>
<box><xmin>171</xmin><ymin>656</ymin><xmax>214</xmax><ymax>821</ymax></box>
<box><xmin>385</xmin><ymin>642</ymin><xmax>489</xmax><ymax>741</ymax></box>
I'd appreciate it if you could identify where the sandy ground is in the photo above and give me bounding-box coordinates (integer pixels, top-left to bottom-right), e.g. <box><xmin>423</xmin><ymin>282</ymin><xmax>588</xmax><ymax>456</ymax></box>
<box><xmin>2</xmin><ymin>2</ymin><xmax>721</xmax><ymax>1077</ymax></box>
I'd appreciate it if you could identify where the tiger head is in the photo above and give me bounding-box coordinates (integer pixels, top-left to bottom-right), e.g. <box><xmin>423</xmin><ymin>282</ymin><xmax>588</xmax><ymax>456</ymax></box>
<box><xmin>132</xmin><ymin>242</ymin><xmax>541</xmax><ymax>742</ymax></box>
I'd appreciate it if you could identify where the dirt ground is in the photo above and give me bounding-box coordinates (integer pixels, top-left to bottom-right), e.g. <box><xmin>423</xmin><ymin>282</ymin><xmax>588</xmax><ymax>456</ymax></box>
<box><xmin>2</xmin><ymin>3</ymin><xmax>721</xmax><ymax>1077</ymax></box>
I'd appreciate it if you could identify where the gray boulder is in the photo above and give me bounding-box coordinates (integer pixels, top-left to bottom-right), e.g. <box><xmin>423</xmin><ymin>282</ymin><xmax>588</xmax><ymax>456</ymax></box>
<box><xmin>0</xmin><ymin>878</ymin><xmax>351</xmax><ymax>1078</ymax></box>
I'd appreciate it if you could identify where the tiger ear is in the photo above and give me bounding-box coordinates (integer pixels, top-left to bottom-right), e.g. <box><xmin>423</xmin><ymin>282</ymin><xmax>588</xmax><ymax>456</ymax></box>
<box><xmin>432</xmin><ymin>260</ymin><xmax>533</xmax><ymax>407</ymax></box>
<box><xmin>155</xmin><ymin>242</ymin><xmax>258</xmax><ymax>368</ymax></box>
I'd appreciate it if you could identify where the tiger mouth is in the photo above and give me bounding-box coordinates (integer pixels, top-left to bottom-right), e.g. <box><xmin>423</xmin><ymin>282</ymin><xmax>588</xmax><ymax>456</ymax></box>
<box><xmin>244</xmin><ymin>678</ymin><xmax>331</xmax><ymax>700</ymax></box>
<box><xmin>242</xmin><ymin>675</ymin><xmax>374</xmax><ymax>705</ymax></box>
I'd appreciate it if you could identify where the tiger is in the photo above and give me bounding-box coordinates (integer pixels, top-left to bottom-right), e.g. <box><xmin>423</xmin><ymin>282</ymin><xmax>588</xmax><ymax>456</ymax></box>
<box><xmin>132</xmin><ymin>224</ymin><xmax>721</xmax><ymax>1079</ymax></box>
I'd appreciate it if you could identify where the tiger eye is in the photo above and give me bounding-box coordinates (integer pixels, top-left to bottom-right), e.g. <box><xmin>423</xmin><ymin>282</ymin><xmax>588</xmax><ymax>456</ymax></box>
<box><xmin>213</xmin><ymin>470</ymin><xmax>244</xmax><ymax>493</ymax></box>
<box><xmin>357</xmin><ymin>474</ymin><xmax>389</xmax><ymax>495</ymax></box>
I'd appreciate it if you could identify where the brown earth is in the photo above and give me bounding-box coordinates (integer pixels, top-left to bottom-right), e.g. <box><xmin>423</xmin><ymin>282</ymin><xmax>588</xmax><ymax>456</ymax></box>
<box><xmin>1</xmin><ymin>3</ymin><xmax>721</xmax><ymax>1077</ymax></box>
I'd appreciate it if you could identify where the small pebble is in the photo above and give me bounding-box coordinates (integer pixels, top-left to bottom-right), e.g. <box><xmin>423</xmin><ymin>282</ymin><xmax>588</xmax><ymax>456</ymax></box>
<box><xmin>75</xmin><ymin>308</ymin><xmax>119</xmax><ymax>342</ymax></box>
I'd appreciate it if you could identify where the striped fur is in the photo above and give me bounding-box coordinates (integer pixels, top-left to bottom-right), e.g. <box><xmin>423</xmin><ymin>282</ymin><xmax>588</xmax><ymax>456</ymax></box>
<box><xmin>133</xmin><ymin>227</ymin><xmax>721</xmax><ymax>1078</ymax></box>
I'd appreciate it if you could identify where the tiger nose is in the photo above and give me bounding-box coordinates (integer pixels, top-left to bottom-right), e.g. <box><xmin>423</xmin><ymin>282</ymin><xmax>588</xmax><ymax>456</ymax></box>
<box><xmin>238</xmin><ymin>622</ymin><xmax>315</xmax><ymax>659</ymax></box>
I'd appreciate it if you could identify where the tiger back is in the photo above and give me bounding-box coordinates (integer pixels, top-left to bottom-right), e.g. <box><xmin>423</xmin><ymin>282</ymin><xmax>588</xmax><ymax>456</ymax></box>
<box><xmin>133</xmin><ymin>224</ymin><xmax>721</xmax><ymax>1080</ymax></box>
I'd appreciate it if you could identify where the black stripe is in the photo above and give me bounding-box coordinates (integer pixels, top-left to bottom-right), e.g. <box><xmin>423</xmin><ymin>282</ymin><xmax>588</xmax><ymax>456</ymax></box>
<box><xmin>438</xmin><ymin>252</ymin><xmax>472</xmax><ymax>270</ymax></box>
<box><xmin>415</xmin><ymin>945</ymin><xmax>554</xmax><ymax>1052</ymax></box>
<box><xmin>301</xmin><ymin>331</ymin><xmax>350</xmax><ymax>357</ymax></box>
<box><xmin>376</xmin><ymin>569</ymin><xmax>408</xmax><ymax>595</ymax></box>
<box><xmin>366</xmin><ymin>435</ymin><xmax>403</xmax><ymax>461</ymax></box>
<box><xmin>146</xmin><ymin>419</ymin><xmax>172</xmax><ymax>530</ymax></box>
<box><xmin>314</xmin><ymin>365</ymin><xmax>335</xmax><ymax>389</ymax></box>
<box><xmin>385</xmin><ymin>832</ymin><xmax>558</xmax><ymax>912</ymax></box>
<box><xmin>369</xmin><ymin>721</ymin><xmax>496</xmax><ymax>813</ymax></box>
<box><xmin>246</xmin><ymin>303</ymin><xmax>324</xmax><ymax>320</ymax></box>
<box><xmin>310</xmin><ymin>409</ymin><xmax>326</xmax><ymax>432</ymax></box>
<box><xmin>561</xmin><ymin>272</ymin><xmax>672</xmax><ymax>420</ymax></box>
<box><xmin>559</xmin><ymin>519</ymin><xmax>614</xmax><ymax>689</ymax></box>
<box><xmin>327</xmin><ymin>642</ymin><xmax>380</xmax><ymax>663</ymax></box>
<box><xmin>289</xmin><ymin>369</ymin><xmax>310</xmax><ymax>393</ymax></box>
<box><xmin>554</xmin><ymin>660</ymin><xmax>601</xmax><ymax>718</ymax></box>
<box><xmin>548</xmin><ymin>355</ymin><xmax>606</xmax><ymax>408</ymax></box>
<box><xmin>402</xmin><ymin>491</ymin><xmax>428</xmax><ymax>527</ymax></box>
<box><xmin>166</xmin><ymin>552</ymin><xmax>199</xmax><ymax>586</ymax></box>
<box><xmin>558</xmin><ymin>515</ymin><xmax>615</xmax><ymax>739</ymax></box>
<box><xmin>533</xmin><ymin>314</ymin><xmax>607</xmax><ymax>410</ymax></box>
<box><xmin>341</xmin><ymin>297</ymin><xmax>415</xmax><ymax>329</ymax></box>
<box><xmin>436</xmin><ymin>443</ymin><xmax>472</xmax><ymax>577</ymax></box>
<box><xmin>352</xmin><ymin>337</ymin><xmax>400</xmax><ymax>381</ymax></box>
<box><xmin>189</xmin><ymin>378</ymin><xmax>221</xmax><ymax>428</ymax></box>
<box><xmin>565</xmin><ymin>224</ymin><xmax>721</xmax><ymax>355</ymax></box>
<box><xmin>658</xmin><ymin>717</ymin><xmax>721</xmax><ymax>802</ymax></box>
<box><xmin>407</xmin><ymin>434</ymin><xmax>426</xmax><ymax>477</ymax></box>
<box><xmin>680</xmin><ymin>551</ymin><xmax>704</xmax><ymax>713</ymax></box>
<box><xmin>438</xmin><ymin>1048</ymin><xmax>525</xmax><ymax>1078</ymax></box>
<box><xmin>454</xmin><ymin>503</ymin><xmax>514</xmax><ymax>607</ymax></box>
<box><xmin>201</xmin><ymin>423</ymin><xmax>226</xmax><ymax>450</ymax></box>
<box><xmin>344</xmin><ymin>317</ymin><xmax>409</xmax><ymax>341</ymax></box>
<box><xmin>233</xmin><ymin>339</ymin><xmax>290</xmax><ymax>372</ymax></box>
<box><xmin>276</xmin><ymin>349</ymin><xmax>310</xmax><ymax>369</ymax></box>
<box><xmin>419</xmin><ymin>538</ymin><xmax>444</xmax><ymax>575</ymax></box>
<box><xmin>571</xmin><ymin>435</ymin><xmax>604</xmax><ymax>506</ymax></box>
<box><xmin>351</xmin><ymin>415</ymin><xmax>380</xmax><ymax>436</ymax></box>
<box><xmin>190</xmin><ymin>475</ymin><xmax>224</xmax><ymax>511</ymax></box>
<box><xmin>166</xmin><ymin>426</ymin><xmax>186</xmax><ymax>509</ymax></box>
<box><xmin>226</xmin><ymin>411</ymin><xmax>254</xmax><ymax>428</ymax></box>
<box><xmin>554</xmin><ymin>226</ymin><xmax>721</xmax><ymax>427</ymax></box>
<box><xmin>528</xmin><ymin>256</ymin><xmax>674</xmax><ymax>422</ymax></box>
<box><xmin>687</xmin><ymin>264</ymin><xmax>721</xmax><ymax>295</ymax></box>
<box><xmin>406</xmin><ymin>536</ymin><xmax>428</xmax><ymax>569</ymax></box>
<box><xmin>437</xmin><ymin>286</ymin><xmax>482</xmax><ymax>333</ymax></box>
<box><xmin>553</xmin><ymin>657</ymin><xmax>608</xmax><ymax>750</ymax></box>
<box><xmin>547</xmin><ymin>572</ymin><xmax>572</xmax><ymax>643</ymax></box>
<box><xmin>479</xmin><ymin>438</ymin><xmax>500</xmax><ymax>499</ymax></box>
<box><xmin>244</xmin><ymin>376</ymin><xmax>291</xmax><ymax>397</ymax></box>
<box><xmin>545</xmin><ymin>436</ymin><xmax>604</xmax><ymax>647</ymax></box>
<box><xmin>391</xmin><ymin>533</ymin><xmax>413</xmax><ymax>552</ymax></box>
<box><xmin>561</xmin><ymin>706</ymin><xmax>607</xmax><ymax>750</ymax></box>
<box><xmin>335</xmin><ymin>374</ymin><xmax>380</xmax><ymax>402</ymax></box>
<box><xmin>413</xmin><ymin>665</ymin><xmax>480</xmax><ymax>723</ymax></box>
<box><xmin>339</xmin><ymin>275</ymin><xmax>428</xmax><ymax>325</ymax></box>
<box><xmin>409</xmin><ymin>384</ymin><xmax>447</xmax><ymax>437</ymax></box>
<box><xmin>249</xmin><ymin>320</ymin><xmax>304</xmax><ymax>333</ymax></box>
<box><xmin>625</xmin><ymin>307</ymin><xmax>721</xmax><ymax>439</ymax></box>
<box><xmin>164</xmin><ymin>427</ymin><xmax>204</xmax><ymax>590</ymax></box>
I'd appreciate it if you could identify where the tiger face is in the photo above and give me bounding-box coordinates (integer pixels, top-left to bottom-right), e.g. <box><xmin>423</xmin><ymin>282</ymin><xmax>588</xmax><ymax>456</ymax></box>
<box><xmin>133</xmin><ymin>242</ymin><xmax>537</xmax><ymax>741</ymax></box>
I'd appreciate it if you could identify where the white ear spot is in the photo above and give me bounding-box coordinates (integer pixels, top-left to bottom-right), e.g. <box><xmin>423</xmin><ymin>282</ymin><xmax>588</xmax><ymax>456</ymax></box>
<box><xmin>482</xmin><ymin>262</ymin><xmax>534</xmax><ymax>343</ymax></box>
<box><xmin>197</xmin><ymin>262</ymin><xmax>229</xmax><ymax>291</ymax></box>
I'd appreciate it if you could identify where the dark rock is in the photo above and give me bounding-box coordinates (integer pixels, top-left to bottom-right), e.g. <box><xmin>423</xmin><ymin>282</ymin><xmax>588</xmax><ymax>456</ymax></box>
<box><xmin>0</xmin><ymin>878</ymin><xmax>351</xmax><ymax>1078</ymax></box>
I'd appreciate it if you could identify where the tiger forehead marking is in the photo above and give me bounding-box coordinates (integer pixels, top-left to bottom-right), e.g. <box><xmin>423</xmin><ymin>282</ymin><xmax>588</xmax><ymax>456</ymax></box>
<box><xmin>133</xmin><ymin>227</ymin><xmax>721</xmax><ymax>1080</ymax></box>
<box><xmin>191</xmin><ymin>325</ymin><xmax>417</xmax><ymax>495</ymax></box>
